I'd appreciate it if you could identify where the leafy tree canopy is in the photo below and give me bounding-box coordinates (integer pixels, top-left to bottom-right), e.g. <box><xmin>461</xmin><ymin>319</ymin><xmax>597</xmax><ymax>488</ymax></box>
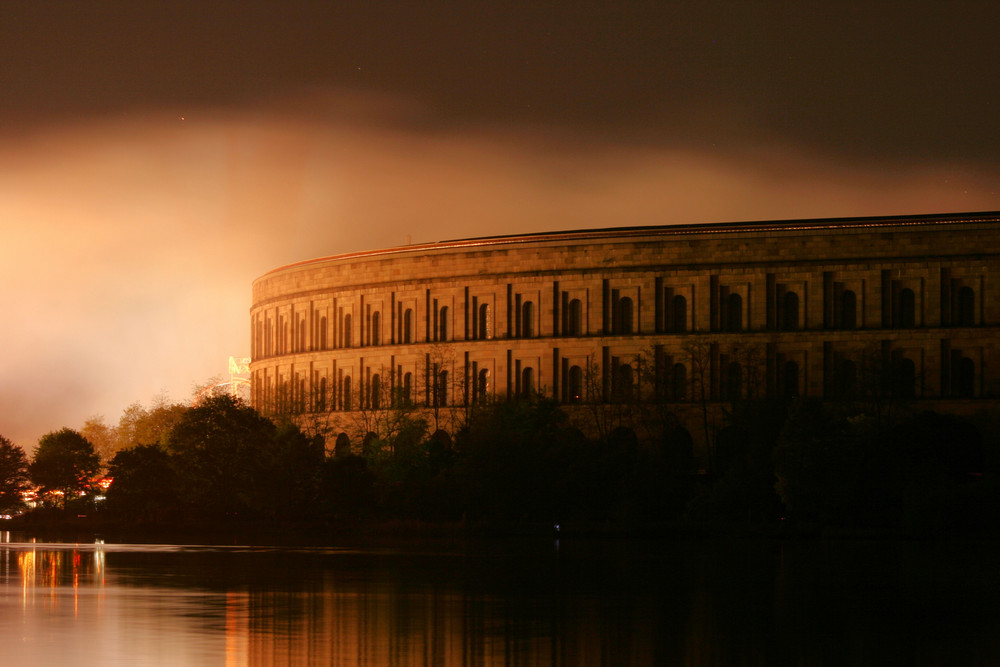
<box><xmin>29</xmin><ymin>428</ymin><xmax>100</xmax><ymax>504</ymax></box>
<box><xmin>0</xmin><ymin>435</ymin><xmax>30</xmax><ymax>514</ymax></box>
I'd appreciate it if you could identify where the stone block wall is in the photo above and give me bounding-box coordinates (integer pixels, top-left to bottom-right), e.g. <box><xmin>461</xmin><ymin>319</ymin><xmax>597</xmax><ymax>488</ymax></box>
<box><xmin>250</xmin><ymin>212</ymin><xmax>1000</xmax><ymax>446</ymax></box>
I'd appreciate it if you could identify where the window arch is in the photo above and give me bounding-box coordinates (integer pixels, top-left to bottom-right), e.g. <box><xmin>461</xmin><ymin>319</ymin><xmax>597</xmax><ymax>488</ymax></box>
<box><xmin>521</xmin><ymin>301</ymin><xmax>534</xmax><ymax>338</ymax></box>
<box><xmin>435</xmin><ymin>370</ymin><xmax>448</xmax><ymax>406</ymax></box>
<box><xmin>782</xmin><ymin>292</ymin><xmax>799</xmax><ymax>331</ymax></box>
<box><xmin>370</xmin><ymin>374</ymin><xmax>381</xmax><ymax>409</ymax></box>
<box><xmin>342</xmin><ymin>376</ymin><xmax>352</xmax><ymax>410</ymax></box>
<box><xmin>957</xmin><ymin>286</ymin><xmax>975</xmax><ymax>327</ymax></box>
<box><xmin>956</xmin><ymin>357</ymin><xmax>975</xmax><ymax>398</ymax></box>
<box><xmin>477</xmin><ymin>368</ymin><xmax>490</xmax><ymax>403</ymax></box>
<box><xmin>617</xmin><ymin>297</ymin><xmax>633</xmax><ymax>334</ymax></box>
<box><xmin>521</xmin><ymin>367</ymin><xmax>535</xmax><ymax>397</ymax></box>
<box><xmin>438</xmin><ymin>306</ymin><xmax>449</xmax><ymax>341</ymax></box>
<box><xmin>898</xmin><ymin>289</ymin><xmax>915</xmax><ymax>328</ymax></box>
<box><xmin>672</xmin><ymin>363</ymin><xmax>687</xmax><ymax>401</ymax></box>
<box><xmin>402</xmin><ymin>372</ymin><xmax>413</xmax><ymax>407</ymax></box>
<box><xmin>841</xmin><ymin>290</ymin><xmax>857</xmax><ymax>329</ymax></box>
<box><xmin>568</xmin><ymin>365</ymin><xmax>583</xmax><ymax>403</ymax></box>
<box><xmin>724</xmin><ymin>293</ymin><xmax>742</xmax><ymax>332</ymax></box>
<box><xmin>672</xmin><ymin>294</ymin><xmax>688</xmax><ymax>333</ymax></box>
<box><xmin>403</xmin><ymin>308</ymin><xmax>413</xmax><ymax>344</ymax></box>
<box><xmin>478</xmin><ymin>303</ymin><xmax>491</xmax><ymax>340</ymax></box>
<box><xmin>568</xmin><ymin>299</ymin><xmax>583</xmax><ymax>336</ymax></box>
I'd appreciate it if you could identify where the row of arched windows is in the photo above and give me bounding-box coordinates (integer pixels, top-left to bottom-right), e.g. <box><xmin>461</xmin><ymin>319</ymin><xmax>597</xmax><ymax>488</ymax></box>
<box><xmin>258</xmin><ymin>346</ymin><xmax>980</xmax><ymax>415</ymax></box>
<box><xmin>254</xmin><ymin>282</ymin><xmax>980</xmax><ymax>358</ymax></box>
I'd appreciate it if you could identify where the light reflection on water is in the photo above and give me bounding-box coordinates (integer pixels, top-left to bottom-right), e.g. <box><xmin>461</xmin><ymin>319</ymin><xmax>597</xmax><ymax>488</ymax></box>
<box><xmin>3</xmin><ymin>530</ymin><xmax>1000</xmax><ymax>665</ymax></box>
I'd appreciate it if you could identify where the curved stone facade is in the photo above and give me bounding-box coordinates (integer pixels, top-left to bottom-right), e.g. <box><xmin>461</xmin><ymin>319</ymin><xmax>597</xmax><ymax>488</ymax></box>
<box><xmin>251</xmin><ymin>212</ymin><xmax>1000</xmax><ymax>438</ymax></box>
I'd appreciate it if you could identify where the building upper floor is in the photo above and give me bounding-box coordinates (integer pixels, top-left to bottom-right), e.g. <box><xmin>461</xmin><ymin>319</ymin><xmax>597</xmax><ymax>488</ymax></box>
<box><xmin>250</xmin><ymin>212</ymin><xmax>1000</xmax><ymax>360</ymax></box>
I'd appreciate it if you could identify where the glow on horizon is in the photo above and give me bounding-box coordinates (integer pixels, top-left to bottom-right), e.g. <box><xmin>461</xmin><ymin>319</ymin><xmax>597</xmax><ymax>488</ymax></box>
<box><xmin>1</xmin><ymin>89</ymin><xmax>997</xmax><ymax>450</ymax></box>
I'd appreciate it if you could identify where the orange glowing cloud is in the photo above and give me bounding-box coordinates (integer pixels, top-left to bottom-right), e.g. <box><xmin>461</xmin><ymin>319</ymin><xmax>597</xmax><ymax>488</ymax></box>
<box><xmin>0</xmin><ymin>89</ymin><xmax>996</xmax><ymax>448</ymax></box>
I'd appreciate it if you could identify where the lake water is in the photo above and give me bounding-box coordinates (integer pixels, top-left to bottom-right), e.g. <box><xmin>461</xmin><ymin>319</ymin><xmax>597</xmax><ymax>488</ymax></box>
<box><xmin>2</xmin><ymin>530</ymin><xmax>999</xmax><ymax>665</ymax></box>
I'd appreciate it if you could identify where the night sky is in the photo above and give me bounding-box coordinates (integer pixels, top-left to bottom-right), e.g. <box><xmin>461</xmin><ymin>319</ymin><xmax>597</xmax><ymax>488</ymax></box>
<box><xmin>2</xmin><ymin>2</ymin><xmax>998</xmax><ymax>449</ymax></box>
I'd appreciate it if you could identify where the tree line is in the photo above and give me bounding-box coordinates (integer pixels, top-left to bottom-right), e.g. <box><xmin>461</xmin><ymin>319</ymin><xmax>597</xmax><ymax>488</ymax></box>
<box><xmin>2</xmin><ymin>384</ymin><xmax>999</xmax><ymax>536</ymax></box>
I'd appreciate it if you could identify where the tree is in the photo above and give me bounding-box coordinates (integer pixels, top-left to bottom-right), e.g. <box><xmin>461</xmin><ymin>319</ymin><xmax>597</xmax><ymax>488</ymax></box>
<box><xmin>116</xmin><ymin>396</ymin><xmax>188</xmax><ymax>452</ymax></box>
<box><xmin>0</xmin><ymin>436</ymin><xmax>30</xmax><ymax>514</ymax></box>
<box><xmin>81</xmin><ymin>415</ymin><xmax>117</xmax><ymax>464</ymax></box>
<box><xmin>105</xmin><ymin>445</ymin><xmax>180</xmax><ymax>523</ymax></box>
<box><xmin>167</xmin><ymin>395</ymin><xmax>276</xmax><ymax>517</ymax></box>
<box><xmin>29</xmin><ymin>428</ymin><xmax>101</xmax><ymax>507</ymax></box>
<box><xmin>682</xmin><ymin>337</ymin><xmax>715</xmax><ymax>472</ymax></box>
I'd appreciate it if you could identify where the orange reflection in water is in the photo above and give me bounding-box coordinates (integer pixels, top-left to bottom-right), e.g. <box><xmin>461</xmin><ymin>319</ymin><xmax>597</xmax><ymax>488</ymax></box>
<box><xmin>16</xmin><ymin>541</ymin><xmax>105</xmax><ymax>617</ymax></box>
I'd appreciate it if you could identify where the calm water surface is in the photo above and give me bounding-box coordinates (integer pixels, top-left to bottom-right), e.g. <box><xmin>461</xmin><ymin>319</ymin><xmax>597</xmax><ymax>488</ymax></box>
<box><xmin>2</xmin><ymin>530</ymin><xmax>999</xmax><ymax>665</ymax></box>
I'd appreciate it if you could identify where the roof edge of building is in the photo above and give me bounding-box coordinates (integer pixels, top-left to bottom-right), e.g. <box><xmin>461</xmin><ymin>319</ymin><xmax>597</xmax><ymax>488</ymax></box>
<box><xmin>257</xmin><ymin>210</ymin><xmax>1000</xmax><ymax>279</ymax></box>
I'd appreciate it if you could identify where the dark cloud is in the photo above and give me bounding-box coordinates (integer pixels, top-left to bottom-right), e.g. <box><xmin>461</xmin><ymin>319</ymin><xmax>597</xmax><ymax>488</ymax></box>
<box><xmin>0</xmin><ymin>3</ymin><xmax>998</xmax><ymax>449</ymax></box>
<box><xmin>3</xmin><ymin>3</ymin><xmax>999</xmax><ymax>166</ymax></box>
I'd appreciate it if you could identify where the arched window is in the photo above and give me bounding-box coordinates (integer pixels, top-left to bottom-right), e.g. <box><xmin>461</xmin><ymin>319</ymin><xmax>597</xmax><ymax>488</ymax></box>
<box><xmin>836</xmin><ymin>358</ymin><xmax>857</xmax><ymax>398</ymax></box>
<box><xmin>957</xmin><ymin>286</ymin><xmax>975</xmax><ymax>327</ymax></box>
<box><xmin>402</xmin><ymin>372</ymin><xmax>413</xmax><ymax>406</ymax></box>
<box><xmin>478</xmin><ymin>303</ymin><xmax>491</xmax><ymax>340</ymax></box>
<box><xmin>371</xmin><ymin>312</ymin><xmax>381</xmax><ymax>345</ymax></box>
<box><xmin>672</xmin><ymin>363</ymin><xmax>687</xmax><ymax>401</ymax></box>
<box><xmin>725</xmin><ymin>293</ymin><xmax>742</xmax><ymax>332</ymax></box>
<box><xmin>726</xmin><ymin>362</ymin><xmax>742</xmax><ymax>401</ymax></box>
<box><xmin>477</xmin><ymin>368</ymin><xmax>490</xmax><ymax>403</ymax></box>
<box><xmin>333</xmin><ymin>432</ymin><xmax>351</xmax><ymax>457</ymax></box>
<box><xmin>438</xmin><ymin>306</ymin><xmax>449</xmax><ymax>341</ymax></box>
<box><xmin>403</xmin><ymin>309</ymin><xmax>413</xmax><ymax>344</ymax></box>
<box><xmin>614</xmin><ymin>364</ymin><xmax>634</xmax><ymax>402</ymax></box>
<box><xmin>436</xmin><ymin>370</ymin><xmax>448</xmax><ymax>406</ymax></box>
<box><xmin>783</xmin><ymin>361</ymin><xmax>799</xmax><ymax>397</ymax></box>
<box><xmin>893</xmin><ymin>358</ymin><xmax>916</xmax><ymax>398</ymax></box>
<box><xmin>617</xmin><ymin>297</ymin><xmax>633</xmax><ymax>334</ymax></box>
<box><xmin>956</xmin><ymin>357</ymin><xmax>975</xmax><ymax>398</ymax></box>
<box><xmin>782</xmin><ymin>292</ymin><xmax>799</xmax><ymax>331</ymax></box>
<box><xmin>672</xmin><ymin>295</ymin><xmax>687</xmax><ymax>333</ymax></box>
<box><xmin>521</xmin><ymin>301</ymin><xmax>534</xmax><ymax>338</ymax></box>
<box><xmin>343</xmin><ymin>314</ymin><xmax>352</xmax><ymax>348</ymax></box>
<box><xmin>898</xmin><ymin>289</ymin><xmax>915</xmax><ymax>328</ymax></box>
<box><xmin>568</xmin><ymin>299</ymin><xmax>583</xmax><ymax>336</ymax></box>
<box><xmin>318</xmin><ymin>376</ymin><xmax>327</xmax><ymax>412</ymax></box>
<box><xmin>299</xmin><ymin>325</ymin><xmax>306</xmax><ymax>353</ymax></box>
<box><xmin>521</xmin><ymin>367</ymin><xmax>534</xmax><ymax>397</ymax></box>
<box><xmin>841</xmin><ymin>290</ymin><xmax>857</xmax><ymax>329</ymax></box>
<box><xmin>370</xmin><ymin>374</ymin><xmax>381</xmax><ymax>409</ymax></box>
<box><xmin>342</xmin><ymin>376</ymin><xmax>352</xmax><ymax>410</ymax></box>
<box><xmin>320</xmin><ymin>316</ymin><xmax>328</xmax><ymax>350</ymax></box>
<box><xmin>568</xmin><ymin>365</ymin><xmax>583</xmax><ymax>403</ymax></box>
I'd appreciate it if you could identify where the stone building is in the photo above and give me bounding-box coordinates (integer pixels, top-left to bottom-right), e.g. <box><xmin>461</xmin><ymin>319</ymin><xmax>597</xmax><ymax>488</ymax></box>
<box><xmin>250</xmin><ymin>211</ymin><xmax>1000</xmax><ymax>447</ymax></box>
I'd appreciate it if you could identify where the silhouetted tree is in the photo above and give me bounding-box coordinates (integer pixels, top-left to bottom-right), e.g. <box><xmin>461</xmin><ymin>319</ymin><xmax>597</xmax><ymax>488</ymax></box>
<box><xmin>29</xmin><ymin>428</ymin><xmax>101</xmax><ymax>507</ymax></box>
<box><xmin>166</xmin><ymin>395</ymin><xmax>278</xmax><ymax>518</ymax></box>
<box><xmin>454</xmin><ymin>398</ymin><xmax>573</xmax><ymax>522</ymax></box>
<box><xmin>105</xmin><ymin>444</ymin><xmax>180</xmax><ymax>523</ymax></box>
<box><xmin>773</xmin><ymin>399</ymin><xmax>890</xmax><ymax>528</ymax></box>
<box><xmin>0</xmin><ymin>436</ymin><xmax>30</xmax><ymax>514</ymax></box>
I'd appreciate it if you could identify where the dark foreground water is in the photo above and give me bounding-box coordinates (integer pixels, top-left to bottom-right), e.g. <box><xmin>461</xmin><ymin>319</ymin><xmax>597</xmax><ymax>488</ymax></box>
<box><xmin>2</xmin><ymin>530</ymin><xmax>1000</xmax><ymax>666</ymax></box>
